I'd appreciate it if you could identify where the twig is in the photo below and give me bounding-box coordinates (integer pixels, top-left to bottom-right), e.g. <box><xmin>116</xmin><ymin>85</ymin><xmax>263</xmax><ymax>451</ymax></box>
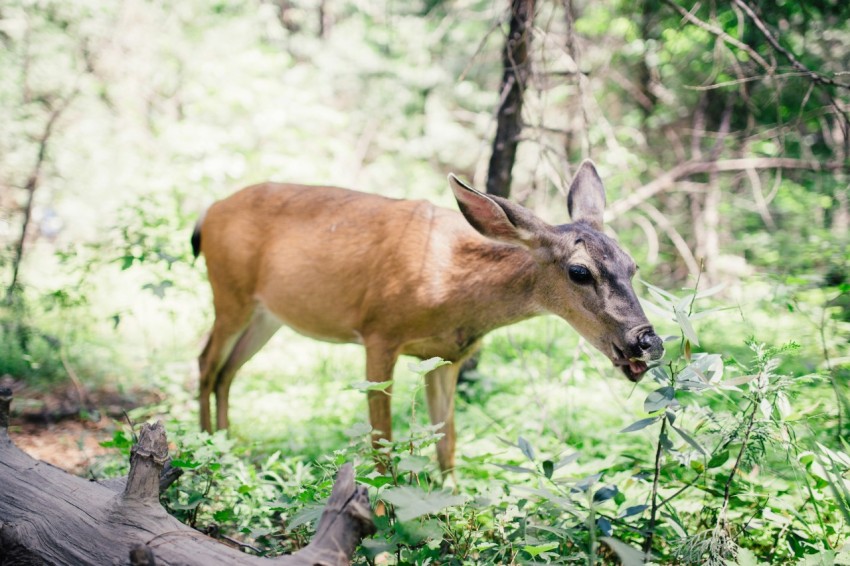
<box><xmin>6</xmin><ymin>91</ymin><xmax>77</xmax><ymax>301</ymax></box>
<box><xmin>643</xmin><ymin>417</ymin><xmax>668</xmax><ymax>555</ymax></box>
<box><xmin>720</xmin><ymin>399</ymin><xmax>758</xmax><ymax>526</ymax></box>
<box><xmin>606</xmin><ymin>157</ymin><xmax>847</xmax><ymax>221</ymax></box>
<box><xmin>660</xmin><ymin>0</ymin><xmax>771</xmax><ymax>72</ymax></box>
<box><xmin>731</xmin><ymin>0</ymin><xmax>850</xmax><ymax>91</ymax></box>
<box><xmin>60</xmin><ymin>349</ymin><xmax>88</xmax><ymax>408</ymax></box>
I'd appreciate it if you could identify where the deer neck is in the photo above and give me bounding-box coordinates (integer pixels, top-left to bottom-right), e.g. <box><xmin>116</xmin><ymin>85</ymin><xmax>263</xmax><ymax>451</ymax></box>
<box><xmin>450</xmin><ymin>237</ymin><xmax>544</xmax><ymax>331</ymax></box>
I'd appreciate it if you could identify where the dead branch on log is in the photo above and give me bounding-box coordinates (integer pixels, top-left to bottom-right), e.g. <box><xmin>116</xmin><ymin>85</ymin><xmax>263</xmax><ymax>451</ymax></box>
<box><xmin>0</xmin><ymin>388</ymin><xmax>375</xmax><ymax>565</ymax></box>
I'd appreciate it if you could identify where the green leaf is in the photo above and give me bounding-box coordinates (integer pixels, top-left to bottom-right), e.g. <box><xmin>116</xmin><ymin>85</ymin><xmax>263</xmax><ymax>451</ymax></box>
<box><xmin>518</xmin><ymin>436</ymin><xmax>535</xmax><ymax>461</ymax></box>
<box><xmin>555</xmin><ymin>452</ymin><xmax>580</xmax><ymax>469</ymax></box>
<box><xmin>287</xmin><ymin>503</ymin><xmax>325</xmax><ymax>531</ymax></box>
<box><xmin>542</xmin><ymin>460</ymin><xmax>554</xmax><ymax>479</ymax></box>
<box><xmin>600</xmin><ymin>536</ymin><xmax>645</xmax><ymax>566</ymax></box>
<box><xmin>593</xmin><ymin>485</ymin><xmax>619</xmax><ymax>503</ymax></box>
<box><xmin>621</xmin><ymin>417</ymin><xmax>660</xmax><ymax>433</ymax></box>
<box><xmin>408</xmin><ymin>357</ymin><xmax>450</xmax><ymax>374</ymax></box>
<box><xmin>349</xmin><ymin>380</ymin><xmax>393</xmax><ymax>392</ymax></box>
<box><xmin>381</xmin><ymin>486</ymin><xmax>465</xmax><ymax>522</ymax></box>
<box><xmin>644</xmin><ymin>386</ymin><xmax>675</xmax><ymax>413</ymax></box>
<box><xmin>674</xmin><ymin>309</ymin><xmax>700</xmax><ymax>346</ymax></box>
<box><xmin>708</xmin><ymin>450</ymin><xmax>730</xmax><ymax>469</ymax></box>
<box><xmin>397</xmin><ymin>454</ymin><xmax>430</xmax><ymax>474</ymax></box>
<box><xmin>343</xmin><ymin>422</ymin><xmax>372</xmax><ymax>437</ymax></box>
<box><xmin>670</xmin><ymin>424</ymin><xmax>707</xmax><ymax>455</ymax></box>
<box><xmin>213</xmin><ymin>508</ymin><xmax>235</xmax><ymax>523</ymax></box>
<box><xmin>523</xmin><ymin>542</ymin><xmax>559</xmax><ymax>558</ymax></box>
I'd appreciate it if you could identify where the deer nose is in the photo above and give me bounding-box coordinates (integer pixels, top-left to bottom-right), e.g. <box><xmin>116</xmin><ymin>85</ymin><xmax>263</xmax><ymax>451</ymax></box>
<box><xmin>638</xmin><ymin>330</ymin><xmax>664</xmax><ymax>359</ymax></box>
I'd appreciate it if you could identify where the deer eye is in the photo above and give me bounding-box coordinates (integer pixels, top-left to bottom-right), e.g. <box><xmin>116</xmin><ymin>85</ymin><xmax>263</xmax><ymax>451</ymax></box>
<box><xmin>568</xmin><ymin>265</ymin><xmax>594</xmax><ymax>285</ymax></box>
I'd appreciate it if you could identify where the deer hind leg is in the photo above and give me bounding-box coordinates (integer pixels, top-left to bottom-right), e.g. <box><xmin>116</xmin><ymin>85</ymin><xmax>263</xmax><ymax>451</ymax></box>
<box><xmin>214</xmin><ymin>307</ymin><xmax>281</xmax><ymax>431</ymax></box>
<box><xmin>365</xmin><ymin>341</ymin><xmax>399</xmax><ymax>473</ymax></box>
<box><xmin>198</xmin><ymin>302</ymin><xmax>254</xmax><ymax>433</ymax></box>
<box><xmin>425</xmin><ymin>361</ymin><xmax>462</xmax><ymax>475</ymax></box>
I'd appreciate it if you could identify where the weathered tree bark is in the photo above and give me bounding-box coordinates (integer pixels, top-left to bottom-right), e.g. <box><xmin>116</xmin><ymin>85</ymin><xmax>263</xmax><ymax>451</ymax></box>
<box><xmin>486</xmin><ymin>0</ymin><xmax>534</xmax><ymax>198</ymax></box>
<box><xmin>0</xmin><ymin>388</ymin><xmax>375</xmax><ymax>566</ymax></box>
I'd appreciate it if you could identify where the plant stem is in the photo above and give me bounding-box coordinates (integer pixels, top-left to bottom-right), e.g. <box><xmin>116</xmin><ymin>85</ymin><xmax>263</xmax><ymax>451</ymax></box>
<box><xmin>643</xmin><ymin>417</ymin><xmax>668</xmax><ymax>555</ymax></box>
<box><xmin>720</xmin><ymin>398</ymin><xmax>758</xmax><ymax>525</ymax></box>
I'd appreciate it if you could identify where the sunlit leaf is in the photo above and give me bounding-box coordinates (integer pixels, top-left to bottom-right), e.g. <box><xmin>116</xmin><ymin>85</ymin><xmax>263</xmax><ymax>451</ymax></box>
<box><xmin>556</xmin><ymin>451</ymin><xmax>580</xmax><ymax>469</ymax></box>
<box><xmin>523</xmin><ymin>542</ymin><xmax>558</xmax><ymax>558</ymax></box>
<box><xmin>381</xmin><ymin>486</ymin><xmax>465</xmax><ymax>522</ymax></box>
<box><xmin>343</xmin><ymin>422</ymin><xmax>372</xmax><ymax>437</ymax></box>
<box><xmin>408</xmin><ymin>357</ymin><xmax>450</xmax><ymax>374</ymax></box>
<box><xmin>349</xmin><ymin>380</ymin><xmax>393</xmax><ymax>392</ymax></box>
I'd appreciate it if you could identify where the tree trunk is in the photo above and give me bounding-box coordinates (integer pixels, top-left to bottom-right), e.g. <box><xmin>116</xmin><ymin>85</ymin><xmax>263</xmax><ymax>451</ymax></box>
<box><xmin>0</xmin><ymin>388</ymin><xmax>375</xmax><ymax>566</ymax></box>
<box><xmin>486</xmin><ymin>0</ymin><xmax>534</xmax><ymax>198</ymax></box>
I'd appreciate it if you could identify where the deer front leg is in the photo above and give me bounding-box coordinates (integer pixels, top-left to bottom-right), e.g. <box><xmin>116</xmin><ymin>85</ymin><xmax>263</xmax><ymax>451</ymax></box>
<box><xmin>365</xmin><ymin>342</ymin><xmax>399</xmax><ymax>473</ymax></box>
<box><xmin>425</xmin><ymin>361</ymin><xmax>462</xmax><ymax>475</ymax></box>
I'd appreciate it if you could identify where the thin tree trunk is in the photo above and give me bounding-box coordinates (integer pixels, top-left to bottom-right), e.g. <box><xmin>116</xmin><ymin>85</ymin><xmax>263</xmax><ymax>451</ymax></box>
<box><xmin>486</xmin><ymin>0</ymin><xmax>534</xmax><ymax>198</ymax></box>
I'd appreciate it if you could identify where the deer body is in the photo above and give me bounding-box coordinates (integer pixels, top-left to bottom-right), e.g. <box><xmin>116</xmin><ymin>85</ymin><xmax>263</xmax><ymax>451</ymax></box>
<box><xmin>195</xmin><ymin>162</ymin><xmax>664</xmax><ymax>473</ymax></box>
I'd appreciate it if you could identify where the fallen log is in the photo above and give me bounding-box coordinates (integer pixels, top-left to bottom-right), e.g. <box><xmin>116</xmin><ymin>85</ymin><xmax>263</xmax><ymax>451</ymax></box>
<box><xmin>0</xmin><ymin>387</ymin><xmax>375</xmax><ymax>565</ymax></box>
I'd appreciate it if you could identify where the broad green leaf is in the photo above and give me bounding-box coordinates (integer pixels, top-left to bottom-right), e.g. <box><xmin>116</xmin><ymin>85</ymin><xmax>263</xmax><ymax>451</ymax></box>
<box><xmin>408</xmin><ymin>357</ymin><xmax>450</xmax><ymax>374</ymax></box>
<box><xmin>523</xmin><ymin>542</ymin><xmax>558</xmax><ymax>558</ymax></box>
<box><xmin>542</xmin><ymin>460</ymin><xmax>554</xmax><ymax>479</ymax></box>
<box><xmin>600</xmin><ymin>536</ymin><xmax>645</xmax><ymax>566</ymax></box>
<box><xmin>381</xmin><ymin>486</ymin><xmax>465</xmax><ymax>522</ymax></box>
<box><xmin>343</xmin><ymin>422</ymin><xmax>372</xmax><ymax>437</ymax></box>
<box><xmin>708</xmin><ymin>450</ymin><xmax>730</xmax><ymax>469</ymax></box>
<box><xmin>644</xmin><ymin>386</ymin><xmax>675</xmax><ymax>413</ymax></box>
<box><xmin>287</xmin><ymin>503</ymin><xmax>326</xmax><ymax>530</ymax></box>
<box><xmin>621</xmin><ymin>417</ymin><xmax>660</xmax><ymax>433</ymax></box>
<box><xmin>397</xmin><ymin>454</ymin><xmax>429</xmax><ymax>474</ymax></box>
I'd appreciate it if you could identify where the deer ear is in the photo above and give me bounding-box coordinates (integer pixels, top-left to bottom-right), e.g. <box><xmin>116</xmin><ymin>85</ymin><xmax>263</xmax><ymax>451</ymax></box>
<box><xmin>567</xmin><ymin>160</ymin><xmax>606</xmax><ymax>230</ymax></box>
<box><xmin>448</xmin><ymin>174</ymin><xmax>543</xmax><ymax>247</ymax></box>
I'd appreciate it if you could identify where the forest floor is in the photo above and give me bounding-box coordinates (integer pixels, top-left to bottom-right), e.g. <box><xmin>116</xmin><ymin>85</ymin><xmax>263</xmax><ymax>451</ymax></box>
<box><xmin>2</xmin><ymin>376</ymin><xmax>157</xmax><ymax>474</ymax></box>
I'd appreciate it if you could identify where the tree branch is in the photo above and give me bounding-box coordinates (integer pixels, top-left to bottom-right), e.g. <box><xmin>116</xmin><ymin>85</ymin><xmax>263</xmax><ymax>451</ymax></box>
<box><xmin>731</xmin><ymin>0</ymin><xmax>850</xmax><ymax>91</ymax></box>
<box><xmin>606</xmin><ymin>158</ymin><xmax>847</xmax><ymax>221</ymax></box>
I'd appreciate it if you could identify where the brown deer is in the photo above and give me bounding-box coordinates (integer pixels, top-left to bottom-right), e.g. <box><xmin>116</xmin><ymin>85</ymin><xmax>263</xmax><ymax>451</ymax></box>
<box><xmin>192</xmin><ymin>160</ymin><xmax>663</xmax><ymax>473</ymax></box>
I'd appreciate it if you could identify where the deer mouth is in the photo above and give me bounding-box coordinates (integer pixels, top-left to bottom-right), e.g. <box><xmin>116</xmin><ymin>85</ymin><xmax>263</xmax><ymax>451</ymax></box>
<box><xmin>611</xmin><ymin>343</ymin><xmax>648</xmax><ymax>382</ymax></box>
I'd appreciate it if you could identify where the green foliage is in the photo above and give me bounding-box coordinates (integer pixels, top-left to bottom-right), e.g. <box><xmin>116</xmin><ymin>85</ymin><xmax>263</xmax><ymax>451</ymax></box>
<box><xmin>3</xmin><ymin>1</ymin><xmax>849</xmax><ymax>564</ymax></box>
